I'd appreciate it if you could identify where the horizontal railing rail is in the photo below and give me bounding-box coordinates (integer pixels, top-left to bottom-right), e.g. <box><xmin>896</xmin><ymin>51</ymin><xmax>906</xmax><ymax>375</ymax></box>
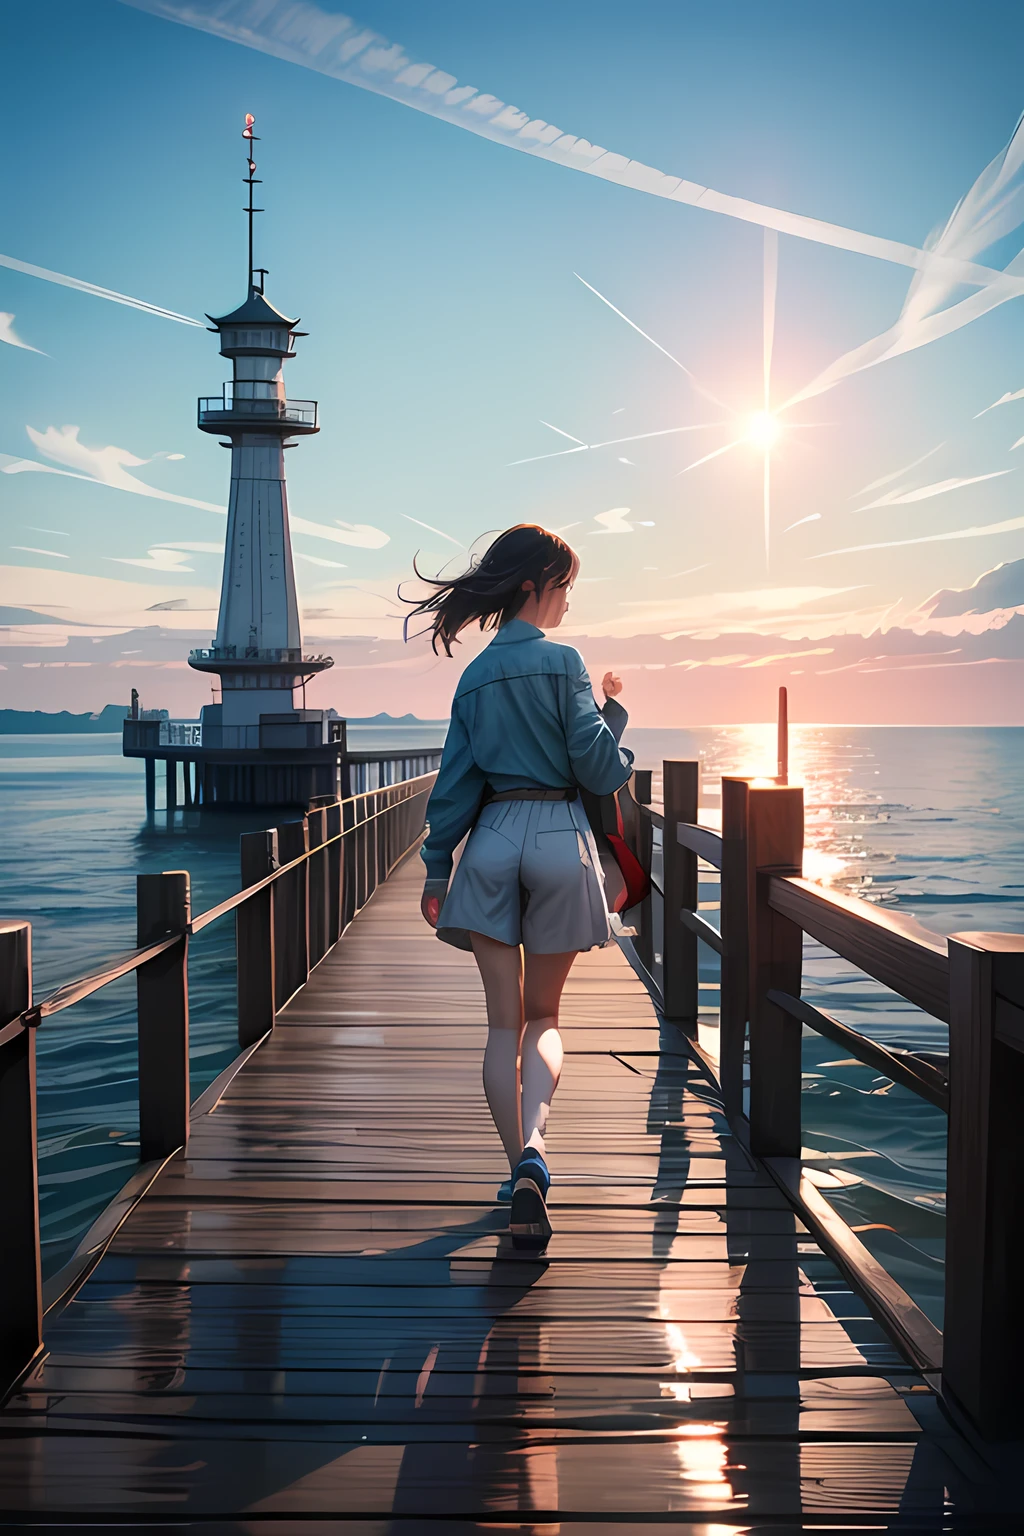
<box><xmin>0</xmin><ymin>769</ymin><xmax>436</xmax><ymax>1399</ymax></box>
<box><xmin>624</xmin><ymin>758</ymin><xmax>1024</xmax><ymax>1440</ymax></box>
<box><xmin>768</xmin><ymin>874</ymin><xmax>949</xmax><ymax>1023</ymax></box>
<box><xmin>768</xmin><ymin>987</ymin><xmax>949</xmax><ymax>1112</ymax></box>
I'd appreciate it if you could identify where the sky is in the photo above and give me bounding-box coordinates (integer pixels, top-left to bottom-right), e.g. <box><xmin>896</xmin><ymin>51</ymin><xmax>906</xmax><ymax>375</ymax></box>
<box><xmin>3</xmin><ymin>0</ymin><xmax>1024</xmax><ymax>723</ymax></box>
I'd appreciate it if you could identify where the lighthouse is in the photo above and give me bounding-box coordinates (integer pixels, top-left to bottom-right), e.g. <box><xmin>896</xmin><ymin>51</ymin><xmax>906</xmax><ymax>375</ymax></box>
<box><xmin>189</xmin><ymin>113</ymin><xmax>332</xmax><ymax>746</ymax></box>
<box><xmin>122</xmin><ymin>118</ymin><xmax>442</xmax><ymax>810</ymax></box>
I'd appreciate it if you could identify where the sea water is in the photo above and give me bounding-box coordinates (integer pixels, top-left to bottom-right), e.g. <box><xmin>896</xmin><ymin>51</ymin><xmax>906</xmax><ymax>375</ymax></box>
<box><xmin>1</xmin><ymin>725</ymin><xmax>1022</xmax><ymax>1325</ymax></box>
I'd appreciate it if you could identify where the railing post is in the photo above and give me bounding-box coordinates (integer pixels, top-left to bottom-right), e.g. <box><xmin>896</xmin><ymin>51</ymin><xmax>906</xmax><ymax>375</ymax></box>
<box><xmin>325</xmin><ymin>801</ymin><xmax>342</xmax><ymax>946</ymax></box>
<box><xmin>0</xmin><ymin>920</ymin><xmax>42</xmax><ymax>1394</ymax></box>
<box><xmin>306</xmin><ymin>808</ymin><xmax>328</xmax><ymax>969</ymax></box>
<box><xmin>720</xmin><ymin>778</ymin><xmax>751</xmax><ymax>1121</ymax></box>
<box><xmin>238</xmin><ymin>829</ymin><xmax>278</xmax><ymax>1049</ymax></box>
<box><xmin>745</xmin><ymin>785</ymin><xmax>804</xmax><ymax>1158</ymax></box>
<box><xmin>367</xmin><ymin>792</ymin><xmax>380</xmax><ymax>903</ymax></box>
<box><xmin>943</xmin><ymin>932</ymin><xmax>1024</xmax><ymax>1438</ymax></box>
<box><xmin>342</xmin><ymin>797</ymin><xmax>357</xmax><ymax>928</ymax></box>
<box><xmin>631</xmin><ymin>770</ymin><xmax>654</xmax><ymax>973</ymax></box>
<box><xmin>275</xmin><ymin>818</ymin><xmax>310</xmax><ymax>1007</ymax></box>
<box><xmin>136</xmin><ymin>871</ymin><xmax>191</xmax><ymax>1161</ymax></box>
<box><xmin>662</xmin><ymin>760</ymin><xmax>699</xmax><ymax>1027</ymax></box>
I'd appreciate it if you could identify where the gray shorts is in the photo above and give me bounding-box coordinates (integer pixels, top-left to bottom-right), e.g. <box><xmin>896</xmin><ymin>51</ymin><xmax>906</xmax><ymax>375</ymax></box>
<box><xmin>437</xmin><ymin>797</ymin><xmax>612</xmax><ymax>954</ymax></box>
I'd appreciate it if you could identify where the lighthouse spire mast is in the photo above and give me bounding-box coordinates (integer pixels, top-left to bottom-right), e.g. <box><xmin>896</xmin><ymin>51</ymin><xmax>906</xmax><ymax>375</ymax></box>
<box><xmin>242</xmin><ymin>112</ymin><xmax>268</xmax><ymax>296</ymax></box>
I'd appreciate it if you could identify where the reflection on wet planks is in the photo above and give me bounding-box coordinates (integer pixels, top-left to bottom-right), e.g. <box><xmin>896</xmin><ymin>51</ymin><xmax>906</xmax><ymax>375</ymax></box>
<box><xmin>0</xmin><ymin>856</ymin><xmax>1004</xmax><ymax>1524</ymax></box>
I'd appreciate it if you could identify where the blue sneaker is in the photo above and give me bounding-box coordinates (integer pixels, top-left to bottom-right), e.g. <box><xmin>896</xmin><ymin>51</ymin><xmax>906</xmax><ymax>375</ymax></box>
<box><xmin>496</xmin><ymin>1178</ymin><xmax>513</xmax><ymax>1204</ymax></box>
<box><xmin>510</xmin><ymin>1149</ymin><xmax>552</xmax><ymax>1250</ymax></box>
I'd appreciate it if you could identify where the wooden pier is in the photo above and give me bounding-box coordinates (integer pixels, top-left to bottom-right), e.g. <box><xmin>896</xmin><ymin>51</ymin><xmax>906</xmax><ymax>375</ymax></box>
<box><xmin>1</xmin><ymin>763</ymin><xmax>1022</xmax><ymax>1524</ymax></box>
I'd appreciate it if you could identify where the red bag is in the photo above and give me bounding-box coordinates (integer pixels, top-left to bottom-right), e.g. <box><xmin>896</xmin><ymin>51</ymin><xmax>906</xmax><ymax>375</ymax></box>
<box><xmin>579</xmin><ymin>786</ymin><xmax>651</xmax><ymax>914</ymax></box>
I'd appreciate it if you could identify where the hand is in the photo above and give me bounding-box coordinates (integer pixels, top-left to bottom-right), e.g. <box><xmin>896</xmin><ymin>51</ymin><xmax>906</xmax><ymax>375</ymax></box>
<box><xmin>602</xmin><ymin>670</ymin><xmax>623</xmax><ymax>700</ymax></box>
<box><xmin>421</xmin><ymin>881</ymin><xmax>447</xmax><ymax>928</ymax></box>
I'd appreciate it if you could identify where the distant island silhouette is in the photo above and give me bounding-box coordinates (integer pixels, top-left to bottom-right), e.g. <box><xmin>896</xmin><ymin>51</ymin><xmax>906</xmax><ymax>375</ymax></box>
<box><xmin>0</xmin><ymin>707</ymin><xmax>445</xmax><ymax>734</ymax></box>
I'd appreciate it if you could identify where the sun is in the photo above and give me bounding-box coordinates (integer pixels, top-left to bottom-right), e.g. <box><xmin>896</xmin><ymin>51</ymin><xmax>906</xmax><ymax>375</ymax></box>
<box><xmin>746</xmin><ymin>410</ymin><xmax>781</xmax><ymax>450</ymax></box>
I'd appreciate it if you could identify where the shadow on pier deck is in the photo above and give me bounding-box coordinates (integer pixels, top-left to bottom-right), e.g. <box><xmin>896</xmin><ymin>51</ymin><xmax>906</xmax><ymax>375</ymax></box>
<box><xmin>0</xmin><ymin>855</ymin><xmax>1012</xmax><ymax>1528</ymax></box>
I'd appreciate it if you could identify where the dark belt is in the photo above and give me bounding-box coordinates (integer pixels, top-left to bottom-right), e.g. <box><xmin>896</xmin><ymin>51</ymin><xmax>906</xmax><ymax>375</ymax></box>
<box><xmin>482</xmin><ymin>786</ymin><xmax>577</xmax><ymax>805</ymax></box>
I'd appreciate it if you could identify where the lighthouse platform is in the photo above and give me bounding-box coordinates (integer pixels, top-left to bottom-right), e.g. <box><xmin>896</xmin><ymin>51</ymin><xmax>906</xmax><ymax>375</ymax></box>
<box><xmin>123</xmin><ymin>715</ymin><xmax>442</xmax><ymax>810</ymax></box>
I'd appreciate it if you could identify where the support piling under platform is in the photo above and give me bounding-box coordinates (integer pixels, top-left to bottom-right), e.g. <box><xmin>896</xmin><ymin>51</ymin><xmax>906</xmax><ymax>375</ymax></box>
<box><xmin>0</xmin><ymin>858</ymin><xmax>1014</xmax><ymax>1524</ymax></box>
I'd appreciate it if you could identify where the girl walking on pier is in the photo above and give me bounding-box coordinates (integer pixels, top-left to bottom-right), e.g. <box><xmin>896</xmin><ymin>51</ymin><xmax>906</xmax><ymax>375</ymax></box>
<box><xmin>407</xmin><ymin>524</ymin><xmax>633</xmax><ymax>1249</ymax></box>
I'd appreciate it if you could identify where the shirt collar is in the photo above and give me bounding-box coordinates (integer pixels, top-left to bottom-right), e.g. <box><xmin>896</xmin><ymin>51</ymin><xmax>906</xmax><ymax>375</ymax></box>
<box><xmin>492</xmin><ymin>618</ymin><xmax>543</xmax><ymax>644</ymax></box>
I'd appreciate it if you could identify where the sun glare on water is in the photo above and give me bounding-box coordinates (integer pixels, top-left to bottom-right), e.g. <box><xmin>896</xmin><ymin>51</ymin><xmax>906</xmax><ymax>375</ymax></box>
<box><xmin>746</xmin><ymin>410</ymin><xmax>781</xmax><ymax>450</ymax></box>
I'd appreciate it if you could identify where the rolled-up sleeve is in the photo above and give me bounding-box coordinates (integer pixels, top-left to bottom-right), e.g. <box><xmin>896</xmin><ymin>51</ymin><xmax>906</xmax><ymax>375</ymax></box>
<box><xmin>561</xmin><ymin>650</ymin><xmax>633</xmax><ymax>794</ymax></box>
<box><xmin>421</xmin><ymin>702</ymin><xmax>488</xmax><ymax>881</ymax></box>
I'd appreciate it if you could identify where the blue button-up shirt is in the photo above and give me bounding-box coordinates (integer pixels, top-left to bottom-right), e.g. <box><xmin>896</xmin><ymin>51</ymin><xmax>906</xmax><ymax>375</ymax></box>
<box><xmin>421</xmin><ymin>619</ymin><xmax>633</xmax><ymax>880</ymax></box>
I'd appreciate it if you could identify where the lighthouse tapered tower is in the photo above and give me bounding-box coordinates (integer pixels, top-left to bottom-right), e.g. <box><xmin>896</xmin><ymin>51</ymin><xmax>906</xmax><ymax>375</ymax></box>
<box><xmin>189</xmin><ymin>113</ymin><xmax>331</xmax><ymax>737</ymax></box>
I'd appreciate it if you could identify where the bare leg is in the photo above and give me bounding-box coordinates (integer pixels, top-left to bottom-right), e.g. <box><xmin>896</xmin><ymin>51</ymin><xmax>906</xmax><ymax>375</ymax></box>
<box><xmin>521</xmin><ymin>951</ymin><xmax>577</xmax><ymax>1156</ymax></box>
<box><xmin>470</xmin><ymin>932</ymin><xmax>525</xmax><ymax>1169</ymax></box>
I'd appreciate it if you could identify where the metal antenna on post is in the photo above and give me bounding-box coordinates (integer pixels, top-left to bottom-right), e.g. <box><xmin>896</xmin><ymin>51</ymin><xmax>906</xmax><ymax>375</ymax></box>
<box><xmin>777</xmin><ymin>684</ymin><xmax>789</xmax><ymax>785</ymax></box>
<box><xmin>242</xmin><ymin>113</ymin><xmax>266</xmax><ymax>294</ymax></box>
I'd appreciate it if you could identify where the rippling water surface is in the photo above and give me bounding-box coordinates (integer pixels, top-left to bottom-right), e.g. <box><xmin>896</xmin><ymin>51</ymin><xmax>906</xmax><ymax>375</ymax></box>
<box><xmin>1</xmin><ymin>726</ymin><xmax>1022</xmax><ymax>1322</ymax></box>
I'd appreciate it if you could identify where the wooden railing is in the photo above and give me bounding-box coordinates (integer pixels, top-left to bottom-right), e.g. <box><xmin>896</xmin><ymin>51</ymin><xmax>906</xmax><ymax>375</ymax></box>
<box><xmin>0</xmin><ymin>771</ymin><xmax>436</xmax><ymax>1399</ymax></box>
<box><xmin>623</xmin><ymin>762</ymin><xmax>1024</xmax><ymax>1441</ymax></box>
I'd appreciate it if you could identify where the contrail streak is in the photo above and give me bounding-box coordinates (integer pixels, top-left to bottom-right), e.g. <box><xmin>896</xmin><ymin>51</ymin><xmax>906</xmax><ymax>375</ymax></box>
<box><xmin>763</xmin><ymin>229</ymin><xmax>778</xmax><ymax>413</ymax></box>
<box><xmin>809</xmin><ymin>511</ymin><xmax>1024</xmax><ymax>557</ymax></box>
<box><xmin>540</xmin><ymin>420</ymin><xmax>586</xmax><ymax>445</ymax></box>
<box><xmin>0</xmin><ymin>253</ymin><xmax>203</xmax><ymax>326</ymax></box>
<box><xmin>762</xmin><ymin>228</ymin><xmax>778</xmax><ymax>568</ymax></box>
<box><xmin>850</xmin><ymin>444</ymin><xmax>944</xmax><ymax>498</ymax></box>
<box><xmin>783</xmin><ymin>513</ymin><xmax>821</xmax><ymax>533</ymax></box>
<box><xmin>401</xmin><ymin>513</ymin><xmax>465</xmax><ymax>548</ymax></box>
<box><xmin>118</xmin><ymin>2</ymin><xmax>1024</xmax><ymax>293</ymax></box>
<box><xmin>507</xmin><ymin>422</ymin><xmax>724</xmax><ymax>467</ymax></box>
<box><xmin>574</xmin><ymin>274</ymin><xmax>729</xmax><ymax>409</ymax></box>
<box><xmin>676</xmin><ymin>439</ymin><xmax>744</xmax><ymax>476</ymax></box>
<box><xmin>507</xmin><ymin>445</ymin><xmax>589</xmax><ymax>467</ymax></box>
<box><xmin>854</xmin><ymin>469</ymin><xmax>1012</xmax><ymax>512</ymax></box>
<box><xmin>763</xmin><ymin>454</ymin><xmax>771</xmax><ymax>569</ymax></box>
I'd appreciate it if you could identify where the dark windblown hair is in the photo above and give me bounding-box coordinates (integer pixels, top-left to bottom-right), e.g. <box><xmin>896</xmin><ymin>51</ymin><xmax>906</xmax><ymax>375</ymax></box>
<box><xmin>402</xmin><ymin>523</ymin><xmax>579</xmax><ymax>657</ymax></box>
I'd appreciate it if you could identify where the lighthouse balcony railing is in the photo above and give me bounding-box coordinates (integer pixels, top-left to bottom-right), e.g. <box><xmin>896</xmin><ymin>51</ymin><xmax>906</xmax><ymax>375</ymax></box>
<box><xmin>196</xmin><ymin>394</ymin><xmax>318</xmax><ymax>429</ymax></box>
<box><xmin>188</xmin><ymin>647</ymin><xmax>330</xmax><ymax>665</ymax></box>
<box><xmin>160</xmin><ymin>721</ymin><xmax>203</xmax><ymax>747</ymax></box>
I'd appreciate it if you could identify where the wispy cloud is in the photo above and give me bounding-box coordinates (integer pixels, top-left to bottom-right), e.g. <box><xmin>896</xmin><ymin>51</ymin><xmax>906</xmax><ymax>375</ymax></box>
<box><xmin>152</xmin><ymin>541</ymin><xmax>224</xmax><ymax>554</ymax></box>
<box><xmin>0</xmin><ymin>253</ymin><xmax>202</xmax><ymax>325</ymax></box>
<box><xmin>783</xmin><ymin>113</ymin><xmax>1024</xmax><ymax>409</ymax></box>
<box><xmin>810</xmin><ymin>513</ymin><xmax>1024</xmax><ymax>557</ymax></box>
<box><xmin>853</xmin><ymin>470</ymin><xmax>1012</xmax><ymax>512</ymax></box>
<box><xmin>11</xmin><ymin>545</ymin><xmax>68</xmax><ymax>559</ymax></box>
<box><xmin>851</xmin><ymin>445</ymin><xmax>944</xmax><ymax>498</ymax></box>
<box><xmin>591</xmin><ymin>507</ymin><xmax>635</xmax><ymax>535</ymax></box>
<box><xmin>0</xmin><ymin>312</ymin><xmax>45</xmax><ymax>354</ymax></box>
<box><xmin>2</xmin><ymin>434</ymin><xmax>388</xmax><ymax>550</ymax></box>
<box><xmin>296</xmin><ymin>553</ymin><xmax>348</xmax><ymax>568</ymax></box>
<box><xmin>663</xmin><ymin>563</ymin><xmax>712</xmax><ymax>578</ymax></box>
<box><xmin>975</xmin><ymin>388</ymin><xmax>1024</xmax><ymax>417</ymax></box>
<box><xmin>110</xmin><ymin>548</ymin><xmax>197</xmax><ymax>572</ymax></box>
<box><xmin>565</xmin><ymin>583</ymin><xmax>860</xmax><ymax>636</ymax></box>
<box><xmin>120</xmin><ymin>1</ymin><xmax>1024</xmax><ymax>289</ymax></box>
<box><xmin>783</xmin><ymin>513</ymin><xmax>821</xmax><ymax>533</ymax></box>
<box><xmin>331</xmin><ymin>519</ymin><xmax>390</xmax><ymax>549</ymax></box>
